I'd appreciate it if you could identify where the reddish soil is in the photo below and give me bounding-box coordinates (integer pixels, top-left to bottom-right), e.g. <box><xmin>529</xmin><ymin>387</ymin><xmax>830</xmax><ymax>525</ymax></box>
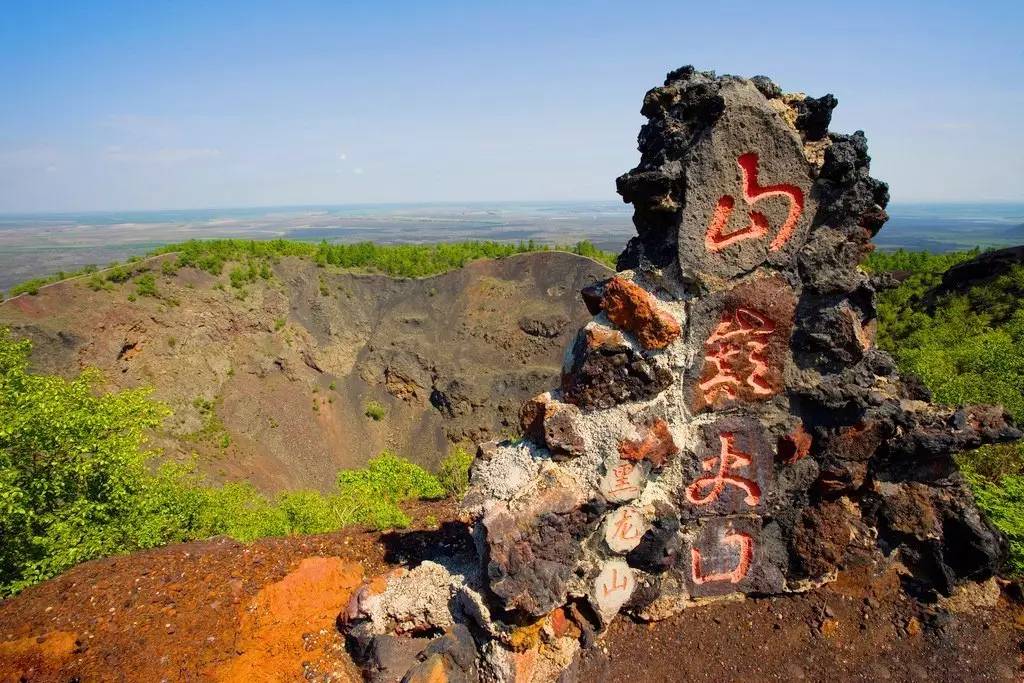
<box><xmin>2</xmin><ymin>500</ymin><xmax>1022</xmax><ymax>683</ymax></box>
<box><xmin>588</xmin><ymin>565</ymin><xmax>1024</xmax><ymax>682</ymax></box>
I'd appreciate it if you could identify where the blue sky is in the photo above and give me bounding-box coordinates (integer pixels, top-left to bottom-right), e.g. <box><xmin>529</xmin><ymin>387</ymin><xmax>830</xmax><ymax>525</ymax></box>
<box><xmin>0</xmin><ymin>0</ymin><xmax>1021</xmax><ymax>212</ymax></box>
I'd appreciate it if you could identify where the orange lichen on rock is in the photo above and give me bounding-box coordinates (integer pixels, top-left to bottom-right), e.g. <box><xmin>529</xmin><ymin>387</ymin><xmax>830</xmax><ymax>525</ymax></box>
<box><xmin>600</xmin><ymin>276</ymin><xmax>681</xmax><ymax>349</ymax></box>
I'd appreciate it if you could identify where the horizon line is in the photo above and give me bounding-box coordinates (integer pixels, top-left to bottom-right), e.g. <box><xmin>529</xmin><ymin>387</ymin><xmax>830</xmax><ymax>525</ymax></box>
<box><xmin>3</xmin><ymin>198</ymin><xmax>1024</xmax><ymax>218</ymax></box>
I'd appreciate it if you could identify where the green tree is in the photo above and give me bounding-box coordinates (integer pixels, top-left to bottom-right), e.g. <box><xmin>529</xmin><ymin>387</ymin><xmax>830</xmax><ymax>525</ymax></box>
<box><xmin>0</xmin><ymin>329</ymin><xmax>170</xmax><ymax>594</ymax></box>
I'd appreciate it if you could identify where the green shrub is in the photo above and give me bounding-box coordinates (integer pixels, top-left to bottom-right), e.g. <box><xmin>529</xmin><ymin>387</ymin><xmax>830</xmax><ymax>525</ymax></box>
<box><xmin>135</xmin><ymin>273</ymin><xmax>158</xmax><ymax>298</ymax></box>
<box><xmin>5</xmin><ymin>264</ymin><xmax>100</xmax><ymax>299</ymax></box>
<box><xmin>334</xmin><ymin>451</ymin><xmax>444</xmax><ymax>529</ymax></box>
<box><xmin>0</xmin><ymin>328</ymin><xmax>171</xmax><ymax>594</ymax></box>
<box><xmin>7</xmin><ymin>278</ymin><xmax>45</xmax><ymax>297</ymax></box>
<box><xmin>87</xmin><ymin>274</ymin><xmax>111</xmax><ymax>291</ymax></box>
<box><xmin>364</xmin><ymin>400</ymin><xmax>387</xmax><ymax>421</ymax></box>
<box><xmin>105</xmin><ymin>265</ymin><xmax>133</xmax><ymax>284</ymax></box>
<box><xmin>438</xmin><ymin>445</ymin><xmax>474</xmax><ymax>498</ymax></box>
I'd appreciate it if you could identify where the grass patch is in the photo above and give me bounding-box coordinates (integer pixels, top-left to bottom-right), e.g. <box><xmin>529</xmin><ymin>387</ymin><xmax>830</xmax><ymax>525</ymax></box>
<box><xmin>135</xmin><ymin>273</ymin><xmax>158</xmax><ymax>298</ymax></box>
<box><xmin>437</xmin><ymin>445</ymin><xmax>474</xmax><ymax>498</ymax></box>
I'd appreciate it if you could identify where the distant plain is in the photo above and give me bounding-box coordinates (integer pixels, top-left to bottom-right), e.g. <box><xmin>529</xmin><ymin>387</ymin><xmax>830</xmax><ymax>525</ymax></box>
<box><xmin>2</xmin><ymin>201</ymin><xmax>1022</xmax><ymax>294</ymax></box>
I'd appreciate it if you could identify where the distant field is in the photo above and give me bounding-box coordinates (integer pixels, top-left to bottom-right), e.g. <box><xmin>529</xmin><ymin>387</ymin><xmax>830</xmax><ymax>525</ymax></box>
<box><xmin>1</xmin><ymin>201</ymin><xmax>1021</xmax><ymax>293</ymax></box>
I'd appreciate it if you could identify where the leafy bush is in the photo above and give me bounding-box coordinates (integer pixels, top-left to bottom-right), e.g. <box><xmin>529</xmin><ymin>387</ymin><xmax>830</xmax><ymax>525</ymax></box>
<box><xmin>105</xmin><ymin>265</ymin><xmax>133</xmax><ymax>284</ymax></box>
<box><xmin>135</xmin><ymin>273</ymin><xmax>158</xmax><ymax>298</ymax></box>
<box><xmin>438</xmin><ymin>445</ymin><xmax>474</xmax><ymax>498</ymax></box>
<box><xmin>334</xmin><ymin>451</ymin><xmax>444</xmax><ymax>529</ymax></box>
<box><xmin>364</xmin><ymin>400</ymin><xmax>387</xmax><ymax>421</ymax></box>
<box><xmin>0</xmin><ymin>328</ymin><xmax>170</xmax><ymax>594</ymax></box>
<box><xmin>7</xmin><ymin>278</ymin><xmax>46</xmax><ymax>297</ymax></box>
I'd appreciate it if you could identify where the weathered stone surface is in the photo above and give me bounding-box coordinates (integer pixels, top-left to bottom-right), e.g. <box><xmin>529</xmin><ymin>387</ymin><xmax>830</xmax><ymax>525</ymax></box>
<box><xmin>483</xmin><ymin>481</ymin><xmax>606</xmax><ymax>616</ymax></box>
<box><xmin>603</xmin><ymin>506</ymin><xmax>648</xmax><ymax>554</ymax></box>
<box><xmin>778</xmin><ymin>423</ymin><xmax>812</xmax><ymax>464</ymax></box>
<box><xmin>689</xmin><ymin>276</ymin><xmax>796</xmax><ymax>412</ymax></box>
<box><xmin>599</xmin><ymin>458</ymin><xmax>649</xmax><ymax>503</ymax></box>
<box><xmin>402</xmin><ymin>624</ymin><xmax>479</xmax><ymax>683</ymax></box>
<box><xmin>543</xmin><ymin>401</ymin><xmax>586</xmax><ymax>460</ymax></box>
<box><xmin>600</xmin><ymin>276</ymin><xmax>681</xmax><ymax>349</ymax></box>
<box><xmin>618</xmin><ymin>71</ymin><xmax>816</xmax><ymax>279</ymax></box>
<box><xmin>342</xmin><ymin>66</ymin><xmax>1021</xmax><ymax>683</ymax></box>
<box><xmin>519</xmin><ymin>392</ymin><xmax>551</xmax><ymax>443</ymax></box>
<box><xmin>561</xmin><ymin>324</ymin><xmax>673</xmax><ymax>410</ymax></box>
<box><xmin>625</xmin><ymin>508</ymin><xmax>682</xmax><ymax>574</ymax></box>
<box><xmin>592</xmin><ymin>560</ymin><xmax>636</xmax><ymax>619</ymax></box>
<box><xmin>683</xmin><ymin>517</ymin><xmax>787</xmax><ymax>598</ymax></box>
<box><xmin>789</xmin><ymin>499</ymin><xmax>856</xmax><ymax>578</ymax></box>
<box><xmin>680</xmin><ymin>417</ymin><xmax>773</xmax><ymax>518</ymax></box>
<box><xmin>617</xmin><ymin>418</ymin><xmax>678</xmax><ymax>469</ymax></box>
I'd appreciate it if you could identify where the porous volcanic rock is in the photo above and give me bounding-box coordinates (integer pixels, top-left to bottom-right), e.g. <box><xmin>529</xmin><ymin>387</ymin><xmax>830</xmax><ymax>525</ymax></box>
<box><xmin>341</xmin><ymin>66</ymin><xmax>1020</xmax><ymax>682</ymax></box>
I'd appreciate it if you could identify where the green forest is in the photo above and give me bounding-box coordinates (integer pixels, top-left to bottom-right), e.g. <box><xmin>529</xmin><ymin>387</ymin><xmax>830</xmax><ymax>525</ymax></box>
<box><xmin>0</xmin><ymin>243</ymin><xmax>1022</xmax><ymax>596</ymax></box>
<box><xmin>5</xmin><ymin>238</ymin><xmax>618</xmax><ymax>299</ymax></box>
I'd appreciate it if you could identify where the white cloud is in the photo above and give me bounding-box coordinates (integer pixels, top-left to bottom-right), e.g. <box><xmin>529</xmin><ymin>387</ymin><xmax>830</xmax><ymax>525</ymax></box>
<box><xmin>337</xmin><ymin>152</ymin><xmax>348</xmax><ymax>160</ymax></box>
<box><xmin>353</xmin><ymin>167</ymin><xmax>364</xmax><ymax>175</ymax></box>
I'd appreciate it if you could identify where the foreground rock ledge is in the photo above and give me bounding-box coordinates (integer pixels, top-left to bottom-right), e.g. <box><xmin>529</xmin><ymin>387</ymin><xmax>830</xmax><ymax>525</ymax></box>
<box><xmin>340</xmin><ymin>66</ymin><xmax>1020</xmax><ymax>682</ymax></box>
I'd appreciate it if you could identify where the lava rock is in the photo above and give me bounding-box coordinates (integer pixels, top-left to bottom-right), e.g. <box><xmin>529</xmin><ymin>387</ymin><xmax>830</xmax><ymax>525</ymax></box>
<box><xmin>561</xmin><ymin>324</ymin><xmax>673</xmax><ymax>410</ymax></box>
<box><xmin>600</xmin><ymin>276</ymin><xmax>681</xmax><ymax>349</ymax></box>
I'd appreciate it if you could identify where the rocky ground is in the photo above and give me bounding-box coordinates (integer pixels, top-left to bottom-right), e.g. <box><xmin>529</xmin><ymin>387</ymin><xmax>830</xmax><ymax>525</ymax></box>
<box><xmin>0</xmin><ymin>251</ymin><xmax>610</xmax><ymax>492</ymax></box>
<box><xmin>0</xmin><ymin>499</ymin><xmax>1020</xmax><ymax>683</ymax></box>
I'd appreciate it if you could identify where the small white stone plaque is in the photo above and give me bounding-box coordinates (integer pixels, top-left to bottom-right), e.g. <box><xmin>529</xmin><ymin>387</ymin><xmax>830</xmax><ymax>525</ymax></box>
<box><xmin>604</xmin><ymin>506</ymin><xmax>648</xmax><ymax>554</ymax></box>
<box><xmin>599</xmin><ymin>459</ymin><xmax>647</xmax><ymax>503</ymax></box>
<box><xmin>594</xmin><ymin>559</ymin><xmax>636</xmax><ymax>618</ymax></box>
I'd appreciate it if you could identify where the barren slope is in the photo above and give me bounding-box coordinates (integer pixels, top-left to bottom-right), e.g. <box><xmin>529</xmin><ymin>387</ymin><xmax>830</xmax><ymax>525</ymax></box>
<box><xmin>0</xmin><ymin>251</ymin><xmax>611</xmax><ymax>492</ymax></box>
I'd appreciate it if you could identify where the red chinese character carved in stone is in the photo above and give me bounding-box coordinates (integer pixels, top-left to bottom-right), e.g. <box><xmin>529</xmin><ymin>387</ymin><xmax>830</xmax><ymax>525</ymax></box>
<box><xmin>601</xmin><ymin>459</ymin><xmax>645</xmax><ymax>503</ymax></box>
<box><xmin>705</xmin><ymin>152</ymin><xmax>804</xmax><ymax>253</ymax></box>
<box><xmin>601</xmin><ymin>567</ymin><xmax>630</xmax><ymax>596</ymax></box>
<box><xmin>685</xmin><ymin>433</ymin><xmax>762</xmax><ymax>507</ymax></box>
<box><xmin>613</xmin><ymin>509</ymin><xmax>642</xmax><ymax>541</ymax></box>
<box><xmin>698</xmin><ymin>307</ymin><xmax>775</xmax><ymax>404</ymax></box>
<box><xmin>691</xmin><ymin>531</ymin><xmax>754</xmax><ymax>585</ymax></box>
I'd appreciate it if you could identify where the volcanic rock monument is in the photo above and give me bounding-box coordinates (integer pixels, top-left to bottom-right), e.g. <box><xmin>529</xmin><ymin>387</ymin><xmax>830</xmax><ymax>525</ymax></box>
<box><xmin>341</xmin><ymin>67</ymin><xmax>1021</xmax><ymax>682</ymax></box>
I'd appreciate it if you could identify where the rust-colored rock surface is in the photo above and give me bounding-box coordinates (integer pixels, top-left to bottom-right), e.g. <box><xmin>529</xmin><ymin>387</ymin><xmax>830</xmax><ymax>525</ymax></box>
<box><xmin>600</xmin><ymin>276</ymin><xmax>681</xmax><ymax>349</ymax></box>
